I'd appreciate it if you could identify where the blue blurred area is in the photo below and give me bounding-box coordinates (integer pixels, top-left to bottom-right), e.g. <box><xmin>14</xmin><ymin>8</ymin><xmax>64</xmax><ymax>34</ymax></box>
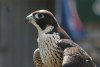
<box><xmin>61</xmin><ymin>0</ymin><xmax>86</xmax><ymax>41</ymax></box>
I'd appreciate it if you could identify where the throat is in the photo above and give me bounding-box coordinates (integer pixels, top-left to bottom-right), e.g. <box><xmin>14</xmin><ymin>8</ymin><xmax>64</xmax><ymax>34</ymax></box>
<box><xmin>37</xmin><ymin>33</ymin><xmax>62</xmax><ymax>66</ymax></box>
<box><xmin>37</xmin><ymin>32</ymin><xmax>60</xmax><ymax>48</ymax></box>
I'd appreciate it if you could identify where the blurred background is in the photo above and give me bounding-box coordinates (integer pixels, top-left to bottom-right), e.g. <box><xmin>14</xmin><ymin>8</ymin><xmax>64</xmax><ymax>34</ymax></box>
<box><xmin>0</xmin><ymin>0</ymin><xmax>100</xmax><ymax>67</ymax></box>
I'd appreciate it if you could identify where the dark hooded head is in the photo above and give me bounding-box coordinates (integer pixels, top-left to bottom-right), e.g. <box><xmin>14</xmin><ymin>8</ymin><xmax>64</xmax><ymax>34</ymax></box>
<box><xmin>26</xmin><ymin>10</ymin><xmax>58</xmax><ymax>33</ymax></box>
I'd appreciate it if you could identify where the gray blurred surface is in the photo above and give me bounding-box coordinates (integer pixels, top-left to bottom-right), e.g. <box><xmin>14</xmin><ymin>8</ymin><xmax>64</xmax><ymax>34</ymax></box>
<box><xmin>0</xmin><ymin>0</ymin><xmax>54</xmax><ymax>67</ymax></box>
<box><xmin>79</xmin><ymin>24</ymin><xmax>100</xmax><ymax>67</ymax></box>
<box><xmin>0</xmin><ymin>0</ymin><xmax>37</xmax><ymax>67</ymax></box>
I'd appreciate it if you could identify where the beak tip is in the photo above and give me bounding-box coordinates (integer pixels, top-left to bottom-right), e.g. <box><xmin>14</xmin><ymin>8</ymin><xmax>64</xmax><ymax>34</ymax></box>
<box><xmin>25</xmin><ymin>17</ymin><xmax>29</xmax><ymax>23</ymax></box>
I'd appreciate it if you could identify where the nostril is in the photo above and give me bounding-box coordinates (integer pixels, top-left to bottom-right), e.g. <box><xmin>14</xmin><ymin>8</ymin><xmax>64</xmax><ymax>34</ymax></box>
<box><xmin>26</xmin><ymin>16</ymin><xmax>29</xmax><ymax>20</ymax></box>
<box><xmin>25</xmin><ymin>13</ymin><xmax>34</xmax><ymax>24</ymax></box>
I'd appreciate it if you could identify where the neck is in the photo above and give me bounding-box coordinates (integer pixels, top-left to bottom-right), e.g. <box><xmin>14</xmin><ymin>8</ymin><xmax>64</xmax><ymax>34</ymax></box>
<box><xmin>37</xmin><ymin>32</ymin><xmax>62</xmax><ymax>67</ymax></box>
<box><xmin>44</xmin><ymin>26</ymin><xmax>71</xmax><ymax>39</ymax></box>
<box><xmin>56</xmin><ymin>26</ymin><xmax>71</xmax><ymax>39</ymax></box>
<box><xmin>38</xmin><ymin>26</ymin><xmax>54</xmax><ymax>35</ymax></box>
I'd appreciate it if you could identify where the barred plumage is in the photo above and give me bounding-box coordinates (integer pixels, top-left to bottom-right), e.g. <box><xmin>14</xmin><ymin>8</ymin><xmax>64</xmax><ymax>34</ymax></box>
<box><xmin>37</xmin><ymin>33</ymin><xmax>63</xmax><ymax>67</ymax></box>
<box><xmin>26</xmin><ymin>10</ymin><xmax>96</xmax><ymax>67</ymax></box>
<box><xmin>33</xmin><ymin>48</ymin><xmax>45</xmax><ymax>67</ymax></box>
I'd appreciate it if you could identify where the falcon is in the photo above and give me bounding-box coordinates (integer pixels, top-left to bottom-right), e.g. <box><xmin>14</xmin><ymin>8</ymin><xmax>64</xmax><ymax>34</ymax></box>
<box><xmin>26</xmin><ymin>10</ymin><xmax>96</xmax><ymax>67</ymax></box>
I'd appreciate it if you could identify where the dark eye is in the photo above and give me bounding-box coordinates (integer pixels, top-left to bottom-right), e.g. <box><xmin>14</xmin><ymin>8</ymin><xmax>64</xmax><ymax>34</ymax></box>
<box><xmin>35</xmin><ymin>13</ymin><xmax>44</xmax><ymax>19</ymax></box>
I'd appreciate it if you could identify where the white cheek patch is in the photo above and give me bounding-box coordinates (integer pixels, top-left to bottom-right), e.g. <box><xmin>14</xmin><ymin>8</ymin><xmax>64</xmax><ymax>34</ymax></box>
<box><xmin>31</xmin><ymin>20</ymin><xmax>43</xmax><ymax>32</ymax></box>
<box><xmin>41</xmin><ymin>26</ymin><xmax>54</xmax><ymax>34</ymax></box>
<box><xmin>31</xmin><ymin>21</ymin><xmax>54</xmax><ymax>34</ymax></box>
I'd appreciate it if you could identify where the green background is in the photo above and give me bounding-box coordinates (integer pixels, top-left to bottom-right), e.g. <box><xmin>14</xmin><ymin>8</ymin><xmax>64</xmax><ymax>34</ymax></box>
<box><xmin>76</xmin><ymin>0</ymin><xmax>100</xmax><ymax>23</ymax></box>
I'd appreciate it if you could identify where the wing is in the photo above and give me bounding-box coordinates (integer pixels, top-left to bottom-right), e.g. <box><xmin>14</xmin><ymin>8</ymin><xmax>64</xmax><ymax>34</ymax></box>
<box><xmin>33</xmin><ymin>48</ymin><xmax>45</xmax><ymax>67</ymax></box>
<box><xmin>57</xmin><ymin>39</ymin><xmax>96</xmax><ymax>67</ymax></box>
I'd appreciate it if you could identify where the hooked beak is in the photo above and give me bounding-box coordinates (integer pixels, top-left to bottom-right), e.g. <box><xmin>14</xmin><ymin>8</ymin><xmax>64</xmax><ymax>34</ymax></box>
<box><xmin>25</xmin><ymin>13</ymin><xmax>34</xmax><ymax>23</ymax></box>
<box><xmin>25</xmin><ymin>14</ymin><xmax>37</xmax><ymax>28</ymax></box>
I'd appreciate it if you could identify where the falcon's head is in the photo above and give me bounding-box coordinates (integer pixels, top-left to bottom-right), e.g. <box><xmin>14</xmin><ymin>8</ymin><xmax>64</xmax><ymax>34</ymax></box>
<box><xmin>26</xmin><ymin>10</ymin><xmax>58</xmax><ymax>33</ymax></box>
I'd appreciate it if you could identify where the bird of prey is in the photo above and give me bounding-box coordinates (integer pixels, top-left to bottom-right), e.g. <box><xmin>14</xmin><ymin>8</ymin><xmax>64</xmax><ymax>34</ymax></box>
<box><xmin>26</xmin><ymin>10</ymin><xmax>96</xmax><ymax>67</ymax></box>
